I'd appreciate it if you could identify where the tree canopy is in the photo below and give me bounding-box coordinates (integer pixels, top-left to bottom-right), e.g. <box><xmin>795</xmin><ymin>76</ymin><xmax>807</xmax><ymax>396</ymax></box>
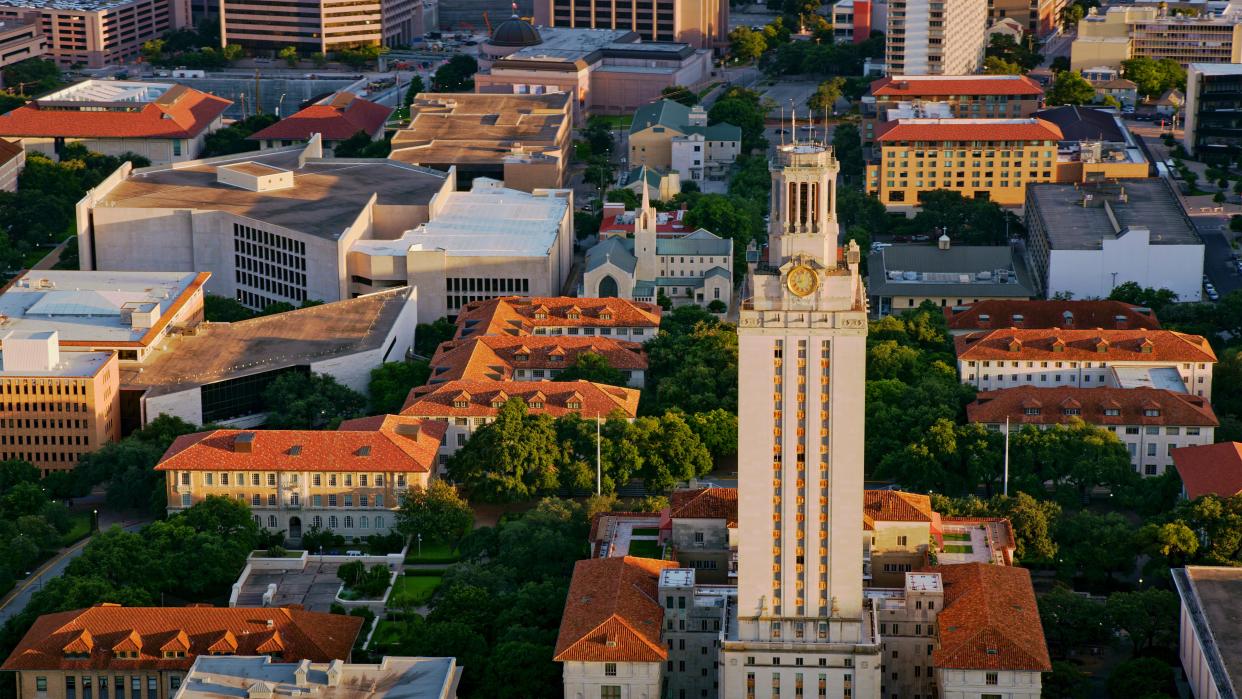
<box><xmin>261</xmin><ymin>371</ymin><xmax>367</xmax><ymax>429</ymax></box>
<box><xmin>1121</xmin><ymin>56</ymin><xmax>1186</xmax><ymax>98</ymax></box>
<box><xmin>1046</xmin><ymin>70</ymin><xmax>1097</xmax><ymax>106</ymax></box>
<box><xmin>433</xmin><ymin>55</ymin><xmax>478</xmax><ymax>92</ymax></box>
<box><xmin>641</xmin><ymin>305</ymin><xmax>738</xmax><ymax>415</ymax></box>
<box><xmin>396</xmin><ymin>480</ymin><xmax>474</xmax><ymax>544</ymax></box>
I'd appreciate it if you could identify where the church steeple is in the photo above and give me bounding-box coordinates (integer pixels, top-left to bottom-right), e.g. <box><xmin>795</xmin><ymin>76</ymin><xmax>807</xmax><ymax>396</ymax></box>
<box><xmin>634</xmin><ymin>180</ymin><xmax>656</xmax><ymax>281</ymax></box>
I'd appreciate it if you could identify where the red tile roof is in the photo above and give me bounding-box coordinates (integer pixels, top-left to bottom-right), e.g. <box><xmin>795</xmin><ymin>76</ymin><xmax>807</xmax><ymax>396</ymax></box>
<box><xmin>428</xmin><ymin>335</ymin><xmax>646</xmax><ymax>383</ymax></box>
<box><xmin>669</xmin><ymin>488</ymin><xmax>738</xmax><ymax>526</ymax></box>
<box><xmin>401</xmin><ymin>379</ymin><xmax>640</xmax><ymax>418</ymax></box>
<box><xmin>967</xmin><ymin>386</ymin><xmax>1218</xmax><ymax>427</ymax></box>
<box><xmin>554</xmin><ymin>556</ymin><xmax>676</xmax><ymax>663</ymax></box>
<box><xmin>0</xmin><ymin>85</ymin><xmax>230</xmax><ymax>139</ymax></box>
<box><xmin>863</xmin><ymin>490</ymin><xmax>940</xmax><ymax>531</ymax></box>
<box><xmin>875</xmin><ymin>118</ymin><xmax>1063</xmax><ymax>143</ymax></box>
<box><xmin>944</xmin><ymin>300</ymin><xmax>1160</xmax><ymax>332</ymax></box>
<box><xmin>156</xmin><ymin>416</ymin><xmax>446</xmax><ymax>473</ymax></box>
<box><xmin>870</xmin><ymin>75</ymin><xmax>1045</xmax><ymax>97</ymax></box>
<box><xmin>933</xmin><ymin>563</ymin><xmax>1051</xmax><ymax>672</ymax></box>
<box><xmin>453</xmin><ymin>296</ymin><xmax>662</xmax><ymax>339</ymax></box>
<box><xmin>598</xmin><ymin>203</ymin><xmax>691</xmax><ymax>237</ymax></box>
<box><xmin>955</xmin><ymin>328</ymin><xmax>1216</xmax><ymax>363</ymax></box>
<box><xmin>1172</xmin><ymin>442</ymin><xmax>1242</xmax><ymax>499</ymax></box>
<box><xmin>0</xmin><ymin>605</ymin><xmax>361</xmax><ymax>672</ymax></box>
<box><xmin>0</xmin><ymin>137</ymin><xmax>22</xmax><ymax>167</ymax></box>
<box><xmin>249</xmin><ymin>93</ymin><xmax>393</xmax><ymax>142</ymax></box>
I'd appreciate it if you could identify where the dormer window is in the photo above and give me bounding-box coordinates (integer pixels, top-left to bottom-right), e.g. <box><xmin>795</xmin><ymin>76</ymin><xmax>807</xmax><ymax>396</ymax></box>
<box><xmin>492</xmin><ymin>399</ymin><xmax>506</xmax><ymax>408</ymax></box>
<box><xmin>514</xmin><ymin>352</ymin><xmax>530</xmax><ymax>362</ymax></box>
<box><xmin>1023</xmin><ymin>407</ymin><xmax>1040</xmax><ymax>416</ymax></box>
<box><xmin>567</xmin><ymin>400</ymin><xmax>582</xmax><ymax>410</ymax></box>
<box><xmin>162</xmin><ymin>651</ymin><xmax>186</xmax><ymax>659</ymax></box>
<box><xmin>1062</xmin><ymin>408</ymin><xmax>1081</xmax><ymax>416</ymax></box>
<box><xmin>1143</xmin><ymin>408</ymin><xmax>1160</xmax><ymax>417</ymax></box>
<box><xmin>550</xmin><ymin>354</ymin><xmax>564</xmax><ymax>362</ymax></box>
<box><xmin>600</xmin><ymin>311</ymin><xmax>613</xmax><ymax>320</ymax></box>
<box><xmin>1095</xmin><ymin>339</ymin><xmax>1109</xmax><ymax>353</ymax></box>
<box><xmin>1104</xmin><ymin>408</ymin><xmax>1120</xmax><ymax>416</ymax></box>
<box><xmin>529</xmin><ymin>400</ymin><xmax>544</xmax><ymax>409</ymax></box>
<box><xmin>1051</xmin><ymin>339</ymin><xmax>1065</xmax><ymax>353</ymax></box>
<box><xmin>1007</xmin><ymin>339</ymin><xmax>1022</xmax><ymax>352</ymax></box>
<box><xmin>452</xmin><ymin>399</ymin><xmax>468</xmax><ymax>409</ymax></box>
<box><xmin>534</xmin><ymin>311</ymin><xmax>547</xmax><ymax>319</ymax></box>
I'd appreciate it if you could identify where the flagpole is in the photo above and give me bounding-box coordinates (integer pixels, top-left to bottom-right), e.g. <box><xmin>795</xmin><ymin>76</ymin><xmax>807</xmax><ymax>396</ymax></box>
<box><xmin>596</xmin><ymin>412</ymin><xmax>602</xmax><ymax>496</ymax></box>
<box><xmin>1003</xmin><ymin>416</ymin><xmax>1010</xmax><ymax>497</ymax></box>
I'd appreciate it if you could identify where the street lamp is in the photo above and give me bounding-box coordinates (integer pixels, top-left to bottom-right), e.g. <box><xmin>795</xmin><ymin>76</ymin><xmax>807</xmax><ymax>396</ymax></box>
<box><xmin>277</xmin><ymin>93</ymin><xmax>287</xmax><ymax>117</ymax></box>
<box><xmin>92</xmin><ymin>509</ymin><xmax>98</xmax><ymax>533</ymax></box>
<box><xmin>417</xmin><ymin>533</ymin><xmax>422</xmax><ymax>556</ymax></box>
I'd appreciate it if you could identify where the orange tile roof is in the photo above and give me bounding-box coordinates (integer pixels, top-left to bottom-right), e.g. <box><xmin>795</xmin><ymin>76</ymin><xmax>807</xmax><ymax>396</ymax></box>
<box><xmin>428</xmin><ymin>335</ymin><xmax>646</xmax><ymax>383</ymax></box>
<box><xmin>0</xmin><ymin>137</ymin><xmax>22</xmax><ymax>167</ymax></box>
<box><xmin>0</xmin><ymin>85</ymin><xmax>230</xmax><ymax>139</ymax></box>
<box><xmin>870</xmin><ymin>75</ymin><xmax>1045</xmax><ymax>97</ymax></box>
<box><xmin>554</xmin><ymin>556</ymin><xmax>676</xmax><ymax>663</ymax></box>
<box><xmin>863</xmin><ymin>490</ymin><xmax>939</xmax><ymax>531</ymax></box>
<box><xmin>933</xmin><ymin>563</ymin><xmax>1051</xmax><ymax>672</ymax></box>
<box><xmin>1172</xmin><ymin>442</ymin><xmax>1242</xmax><ymax>499</ymax></box>
<box><xmin>955</xmin><ymin>328</ymin><xmax>1216</xmax><ymax>363</ymax></box>
<box><xmin>669</xmin><ymin>488</ymin><xmax>738</xmax><ymax>526</ymax></box>
<box><xmin>944</xmin><ymin>300</ymin><xmax>1161</xmax><ymax>332</ymax></box>
<box><xmin>401</xmin><ymin>379</ymin><xmax>640</xmax><ymax>418</ymax></box>
<box><xmin>876</xmin><ymin>118</ymin><xmax>1063</xmax><ymax>143</ymax></box>
<box><xmin>155</xmin><ymin>416</ymin><xmax>446</xmax><ymax>473</ymax></box>
<box><xmin>968</xmin><ymin>386</ymin><xmax>1218</xmax><ymax>427</ymax></box>
<box><xmin>250</xmin><ymin>93</ymin><xmax>393</xmax><ymax>142</ymax></box>
<box><xmin>453</xmin><ymin>296</ymin><xmax>662</xmax><ymax>339</ymax></box>
<box><xmin>1</xmin><ymin>605</ymin><xmax>362</xmax><ymax>672</ymax></box>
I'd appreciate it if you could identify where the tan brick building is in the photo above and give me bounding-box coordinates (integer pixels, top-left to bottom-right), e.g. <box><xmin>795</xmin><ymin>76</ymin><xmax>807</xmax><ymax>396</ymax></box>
<box><xmin>0</xmin><ymin>0</ymin><xmax>189</xmax><ymax>68</ymax></box>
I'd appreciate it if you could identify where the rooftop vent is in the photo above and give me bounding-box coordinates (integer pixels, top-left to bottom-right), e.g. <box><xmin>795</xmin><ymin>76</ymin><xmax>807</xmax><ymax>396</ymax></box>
<box><xmin>216</xmin><ymin>162</ymin><xmax>294</xmax><ymax>192</ymax></box>
<box><xmin>234</xmin><ymin>432</ymin><xmax>256</xmax><ymax>453</ymax></box>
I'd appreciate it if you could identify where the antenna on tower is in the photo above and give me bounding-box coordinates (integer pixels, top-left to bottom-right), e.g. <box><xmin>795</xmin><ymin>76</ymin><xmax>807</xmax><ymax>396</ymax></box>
<box><xmin>780</xmin><ymin>103</ymin><xmax>785</xmax><ymax>147</ymax></box>
<box><xmin>790</xmin><ymin>99</ymin><xmax>797</xmax><ymax>145</ymax></box>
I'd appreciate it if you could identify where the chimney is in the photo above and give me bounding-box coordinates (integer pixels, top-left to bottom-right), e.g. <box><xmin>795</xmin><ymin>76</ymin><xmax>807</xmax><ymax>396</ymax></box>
<box><xmin>234</xmin><ymin>432</ymin><xmax>256</xmax><ymax>453</ymax></box>
<box><xmin>326</xmin><ymin>660</ymin><xmax>343</xmax><ymax>687</ymax></box>
<box><xmin>1062</xmin><ymin>310</ymin><xmax>1074</xmax><ymax>328</ymax></box>
<box><xmin>938</xmin><ymin>233</ymin><xmax>951</xmax><ymax>250</ymax></box>
<box><xmin>293</xmin><ymin>659</ymin><xmax>310</xmax><ymax>687</ymax></box>
<box><xmin>265</xmin><ymin>619</ymin><xmax>274</xmax><ymax>629</ymax></box>
<box><xmin>393</xmin><ymin>421</ymin><xmax>421</xmax><ymax>438</ymax></box>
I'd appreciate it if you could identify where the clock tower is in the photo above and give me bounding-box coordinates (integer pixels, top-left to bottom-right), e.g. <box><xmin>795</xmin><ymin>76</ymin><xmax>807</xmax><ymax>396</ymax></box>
<box><xmin>720</xmin><ymin>140</ymin><xmax>881</xmax><ymax>698</ymax></box>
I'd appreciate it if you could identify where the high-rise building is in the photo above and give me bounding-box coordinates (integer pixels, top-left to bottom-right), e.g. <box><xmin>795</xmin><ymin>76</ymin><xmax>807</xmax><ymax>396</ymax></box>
<box><xmin>720</xmin><ymin>139</ymin><xmax>882</xmax><ymax>696</ymax></box>
<box><xmin>0</xmin><ymin>0</ymin><xmax>188</xmax><ymax>67</ymax></box>
<box><xmin>884</xmin><ymin>0</ymin><xmax>987</xmax><ymax>76</ymax></box>
<box><xmin>1183</xmin><ymin>63</ymin><xmax>1242</xmax><ymax>159</ymax></box>
<box><xmin>529</xmin><ymin>0</ymin><xmax>726</xmax><ymax>49</ymax></box>
<box><xmin>1070</xmin><ymin>4</ymin><xmax>1242</xmax><ymax>71</ymax></box>
<box><xmin>218</xmin><ymin>0</ymin><xmax>427</xmax><ymax>52</ymax></box>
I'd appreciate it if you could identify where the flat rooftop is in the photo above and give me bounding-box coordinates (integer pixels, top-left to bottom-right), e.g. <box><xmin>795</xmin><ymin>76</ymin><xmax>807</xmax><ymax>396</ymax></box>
<box><xmin>99</xmin><ymin>148</ymin><xmax>447</xmax><ymax>241</ymax></box>
<box><xmin>1112</xmin><ymin>365</ymin><xmax>1188</xmax><ymax>392</ymax></box>
<box><xmin>0</xmin><ymin>349</ymin><xmax>112</xmax><ymax>378</ymax></box>
<box><xmin>0</xmin><ymin>0</ymin><xmax>140</xmax><ymax>12</ymax></box>
<box><xmin>0</xmin><ymin>271</ymin><xmax>206</xmax><ymax>345</ymax></box>
<box><xmin>659</xmin><ymin>569</ymin><xmax>696</xmax><ymax>588</ymax></box>
<box><xmin>1174</xmin><ymin>567</ymin><xmax>1242</xmax><ymax>698</ymax></box>
<box><xmin>501</xmin><ymin>26</ymin><xmax>634</xmax><ymax>62</ymax></box>
<box><xmin>389</xmin><ymin>93</ymin><xmax>566</xmax><ymax>166</ymax></box>
<box><xmin>178</xmin><ymin>655</ymin><xmax>459</xmax><ymax>699</ymax></box>
<box><xmin>1190</xmin><ymin>62</ymin><xmax>1242</xmax><ymax>75</ymax></box>
<box><xmin>1026</xmin><ymin>179</ymin><xmax>1202</xmax><ymax>250</ymax></box>
<box><xmin>123</xmin><ymin>288</ymin><xmax>412</xmax><ymax>396</ymax></box>
<box><xmin>38</xmin><ymin>80</ymin><xmax>169</xmax><ymax>104</ymax></box>
<box><xmin>867</xmin><ymin>244</ymin><xmax>1036</xmax><ymax>298</ymax></box>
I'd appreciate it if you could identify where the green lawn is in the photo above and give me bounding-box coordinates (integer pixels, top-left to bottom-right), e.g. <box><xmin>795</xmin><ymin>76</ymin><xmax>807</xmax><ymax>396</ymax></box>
<box><xmin>390</xmin><ymin>574</ymin><xmax>443</xmax><ymax>608</ymax></box>
<box><xmin>942</xmin><ymin>545</ymin><xmax>975</xmax><ymax>554</ymax></box>
<box><xmin>628</xmin><ymin>540</ymin><xmax>662</xmax><ymax>558</ymax></box>
<box><xmin>632</xmin><ymin>527</ymin><xmax>660</xmax><ymax>536</ymax></box>
<box><xmin>60</xmin><ymin>512</ymin><xmax>91</xmax><ymax>547</ymax></box>
<box><xmin>592</xmin><ymin>114</ymin><xmax>632</xmax><ymax>129</ymax></box>
<box><xmin>942</xmin><ymin>532</ymin><xmax>971</xmax><ymax>542</ymax></box>
<box><xmin>403</xmin><ymin>541</ymin><xmax>460</xmax><ymax>564</ymax></box>
<box><xmin>370</xmin><ymin>619</ymin><xmax>404</xmax><ymax>649</ymax></box>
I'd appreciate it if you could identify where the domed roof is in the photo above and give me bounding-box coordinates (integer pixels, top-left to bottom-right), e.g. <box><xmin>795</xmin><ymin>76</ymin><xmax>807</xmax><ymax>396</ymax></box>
<box><xmin>491</xmin><ymin>15</ymin><xmax>541</xmax><ymax>47</ymax></box>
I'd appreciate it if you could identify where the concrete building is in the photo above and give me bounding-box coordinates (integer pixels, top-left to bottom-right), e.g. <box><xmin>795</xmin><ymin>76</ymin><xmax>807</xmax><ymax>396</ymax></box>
<box><xmin>451</xmin><ymin>295</ymin><xmax>662</xmax><ymax>340</ymax></box>
<box><xmin>0</xmin><ymin>331</ymin><xmax>119</xmax><ymax>475</ymax></box>
<box><xmin>831</xmin><ymin>0</ymin><xmax>875</xmax><ymax>44</ymax></box>
<box><xmin>628</xmin><ymin>100</ymin><xmax>740</xmax><ymax>185</ymax></box>
<box><xmin>0</xmin><ymin>0</ymin><xmax>188</xmax><ymax>67</ymax></box>
<box><xmin>1172</xmin><ymin>566</ymin><xmax>1242</xmax><ymax>699</ymax></box>
<box><xmin>1183</xmin><ymin>63</ymin><xmax>1242</xmax><ymax>159</ymax></box>
<box><xmin>987</xmin><ymin>0</ymin><xmax>1064</xmax><ymax>37</ymax></box>
<box><xmin>0</xmin><ymin>137</ymin><xmax>23</xmax><ymax>191</ymax></box>
<box><xmin>389</xmin><ymin>92</ymin><xmax>572</xmax><ymax>191</ymax></box>
<box><xmin>666</xmin><ymin>486</ymin><xmax>737</xmax><ymax>584</ymax></box>
<box><xmin>427</xmin><ymin>334</ymin><xmax>647</xmax><ymax>386</ymax></box>
<box><xmin>658</xmin><ymin>568</ymin><xmax>731</xmax><ymax>699</ymax></box>
<box><xmin>175</xmin><ymin>656</ymin><xmax>459</xmax><ymax>699</ymax></box>
<box><xmin>0</xmin><ymin>81</ymin><xmax>229</xmax><ymax>165</ymax></box>
<box><xmin>473</xmin><ymin>25</ymin><xmax>713</xmax><ymax>119</ymax></box>
<box><xmin>884</xmin><ymin>0</ymin><xmax>987</xmax><ymax>76</ymax></box>
<box><xmin>0</xmin><ymin>16</ymin><xmax>43</xmax><ymax>69</ymax></box>
<box><xmin>720</xmin><ymin>134</ymin><xmax>884</xmax><ymax>695</ymax></box>
<box><xmin>219</xmin><ymin>0</ymin><xmax>426</xmax><ymax>52</ymax></box>
<box><xmin>867</xmin><ymin>238</ymin><xmax>1036</xmax><ymax>317</ymax></box>
<box><xmin>583</xmin><ymin>189</ymin><xmax>733</xmax><ymax>310</ymax></box>
<box><xmin>968</xmin><ymin>386</ymin><xmax>1218</xmax><ymax>476</ymax></box>
<box><xmin>248</xmin><ymin>93</ymin><xmax>392</xmax><ymax>152</ymax></box>
<box><xmin>862</xmin><ymin>74</ymin><xmax>1045</xmax><ymax>146</ymax></box>
<box><xmin>954</xmin><ymin>327</ymin><xmax>1217</xmax><ymax>397</ymax></box>
<box><xmin>156</xmin><ymin>414</ymin><xmax>445</xmax><ymax>539</ymax></box>
<box><xmin>530</xmin><ymin>0</ymin><xmax>725</xmax><ymax>49</ymax></box>
<box><xmin>1173</xmin><ymin>442</ymin><xmax>1242</xmax><ymax>499</ymax></box>
<box><xmin>1071</xmin><ymin>4</ymin><xmax>1242</xmax><ymax>71</ymax></box>
<box><xmin>0</xmin><ymin>606</ymin><xmax>363</xmax><ymax>699</ymax></box>
<box><xmin>943</xmin><ymin>299</ymin><xmax>1161</xmax><ymax>335</ymax></box>
<box><xmin>1023</xmin><ymin>179</ymin><xmax>1205</xmax><ymax>302</ymax></box>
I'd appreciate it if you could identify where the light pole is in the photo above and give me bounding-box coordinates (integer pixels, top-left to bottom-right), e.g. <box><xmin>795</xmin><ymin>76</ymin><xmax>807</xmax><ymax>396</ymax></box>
<box><xmin>92</xmin><ymin>509</ymin><xmax>98</xmax><ymax>533</ymax></box>
<box><xmin>277</xmin><ymin>93</ymin><xmax>287</xmax><ymax>117</ymax></box>
<box><xmin>417</xmin><ymin>533</ymin><xmax>422</xmax><ymax>557</ymax></box>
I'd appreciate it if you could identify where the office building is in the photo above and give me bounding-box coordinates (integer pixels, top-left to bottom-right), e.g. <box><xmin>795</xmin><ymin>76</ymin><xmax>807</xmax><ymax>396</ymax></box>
<box><xmin>862</xmin><ymin>74</ymin><xmax>1044</xmax><ymax>145</ymax></box>
<box><xmin>1024</xmin><ymin>179</ymin><xmax>1205</xmax><ymax>301</ymax></box>
<box><xmin>0</xmin><ymin>0</ymin><xmax>188</xmax><ymax>67</ymax></box>
<box><xmin>1071</xmin><ymin>4</ymin><xmax>1242</xmax><ymax>71</ymax></box>
<box><xmin>719</xmin><ymin>132</ymin><xmax>884</xmax><ymax>695</ymax></box>
<box><xmin>988</xmin><ymin>0</ymin><xmax>1064</xmax><ymax>37</ymax></box>
<box><xmin>530</xmin><ymin>0</ymin><xmax>725</xmax><ymax>49</ymax></box>
<box><xmin>156</xmin><ymin>414</ymin><xmax>445</xmax><ymax>538</ymax></box>
<box><xmin>884</xmin><ymin>0</ymin><xmax>987</xmax><ymax>75</ymax></box>
<box><xmin>451</xmin><ymin>295</ymin><xmax>662</xmax><ymax>340</ymax></box>
<box><xmin>175</xmin><ymin>656</ymin><xmax>460</xmax><ymax>699</ymax></box>
<box><xmin>1173</xmin><ymin>566</ymin><xmax>1242</xmax><ymax>699</ymax></box>
<box><xmin>628</xmin><ymin>100</ymin><xmax>740</xmax><ymax>184</ymax></box>
<box><xmin>968</xmin><ymin>386</ymin><xmax>1218</xmax><ymax>475</ymax></box>
<box><xmin>0</xmin><ymin>16</ymin><xmax>42</xmax><ymax>69</ymax></box>
<box><xmin>249</xmin><ymin>93</ymin><xmax>392</xmax><ymax>151</ymax></box>
<box><xmin>427</xmin><ymin>334</ymin><xmax>647</xmax><ymax>386</ymax></box>
<box><xmin>389</xmin><ymin>92</ymin><xmax>572</xmax><ymax>191</ymax></box>
<box><xmin>473</xmin><ymin>25</ymin><xmax>713</xmax><ymax>119</ymax></box>
<box><xmin>219</xmin><ymin>0</ymin><xmax>426</xmax><ymax>52</ymax></box>
<box><xmin>831</xmin><ymin>0</ymin><xmax>875</xmax><ymax>44</ymax></box>
<box><xmin>0</xmin><ymin>81</ymin><xmax>229</xmax><ymax>165</ymax></box>
<box><xmin>1</xmin><ymin>606</ymin><xmax>363</xmax><ymax>699</ymax></box>
<box><xmin>954</xmin><ymin>327</ymin><xmax>1216</xmax><ymax>396</ymax></box>
<box><xmin>0</xmin><ymin>331</ymin><xmax>119</xmax><ymax>475</ymax></box>
<box><xmin>1173</xmin><ymin>442</ymin><xmax>1242</xmax><ymax>499</ymax></box>
<box><xmin>0</xmin><ymin>137</ymin><xmax>23</xmax><ymax>191</ymax></box>
<box><xmin>1031</xmin><ymin>105</ymin><xmax>1150</xmax><ymax>182</ymax></box>
<box><xmin>1183</xmin><ymin>63</ymin><xmax>1242</xmax><ymax>159</ymax></box>
<box><xmin>867</xmin><ymin>238</ymin><xmax>1037</xmax><ymax>317</ymax></box>
<box><xmin>943</xmin><ymin>299</ymin><xmax>1161</xmax><ymax>335</ymax></box>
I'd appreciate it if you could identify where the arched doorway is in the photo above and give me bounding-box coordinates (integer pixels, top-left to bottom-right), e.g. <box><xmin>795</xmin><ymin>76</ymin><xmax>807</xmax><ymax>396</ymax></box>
<box><xmin>289</xmin><ymin>516</ymin><xmax>302</xmax><ymax>540</ymax></box>
<box><xmin>598</xmin><ymin>275</ymin><xmax>619</xmax><ymax>298</ymax></box>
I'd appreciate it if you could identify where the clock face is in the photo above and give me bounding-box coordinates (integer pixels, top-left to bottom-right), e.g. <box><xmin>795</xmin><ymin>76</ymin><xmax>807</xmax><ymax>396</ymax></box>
<box><xmin>786</xmin><ymin>264</ymin><xmax>818</xmax><ymax>297</ymax></box>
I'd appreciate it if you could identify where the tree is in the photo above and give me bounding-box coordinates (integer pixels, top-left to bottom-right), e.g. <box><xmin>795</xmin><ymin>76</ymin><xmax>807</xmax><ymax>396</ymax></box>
<box><xmin>708</xmin><ymin>87</ymin><xmax>767</xmax><ymax>153</ymax></box>
<box><xmin>203</xmin><ymin>294</ymin><xmax>257</xmax><ymax>322</ymax></box>
<box><xmin>641</xmin><ymin>306</ymin><xmax>738</xmax><ymax>415</ymax></box>
<box><xmin>261</xmin><ymin>371</ymin><xmax>367</xmax><ymax>429</ymax></box>
<box><xmin>832</xmin><ymin>124</ymin><xmax>866</xmax><ymax>185</ymax></box>
<box><xmin>683</xmin><ymin>193</ymin><xmax>762</xmax><ymax>275</ymax></box>
<box><xmin>2</xmin><ymin>58</ymin><xmax>63</xmax><ymax>96</ymax></box>
<box><xmin>332</xmin><ymin>130</ymin><xmax>391</xmax><ymax>158</ymax></box>
<box><xmin>1106</xmin><ymin>658</ymin><xmax>1176</xmax><ymax>699</ymax></box>
<box><xmin>1046</xmin><ymin>70</ymin><xmax>1097</xmax><ymax>106</ymax></box>
<box><xmin>1215</xmin><ymin>190</ymin><xmax>1227</xmax><ymax>204</ymax></box>
<box><xmin>985</xmin><ymin>33</ymin><xmax>1042</xmax><ymax>72</ymax></box>
<box><xmin>433</xmin><ymin>54</ymin><xmax>478</xmax><ymax>92</ymax></box>
<box><xmin>396</xmin><ymin>480</ymin><xmax>474</xmax><ymax>544</ymax></box>
<box><xmin>1056</xmin><ymin>510</ymin><xmax>1135</xmax><ymax>586</ymax></box>
<box><xmin>628</xmin><ymin>413</ymin><xmax>713</xmax><ymax>491</ymax></box>
<box><xmin>1039</xmin><ymin>588</ymin><xmax>1110</xmax><ymax>658</ymax></box>
<box><xmin>403</xmin><ymin>75</ymin><xmax>426</xmax><ymax>108</ymax></box>
<box><xmin>909</xmin><ymin>190</ymin><xmax>1012</xmax><ymax>245</ymax></box>
<box><xmin>447</xmin><ymin>399</ymin><xmax>562</xmax><ymax>502</ymax></box>
<box><xmin>1043</xmin><ymin>661</ymin><xmax>1092</xmax><ymax>699</ymax></box>
<box><xmin>685</xmin><ymin>409</ymin><xmax>738</xmax><ymax>459</ymax></box>
<box><xmin>414</xmin><ymin>317</ymin><xmax>456</xmax><ymax>357</ymax></box>
<box><xmin>141</xmin><ymin>38</ymin><xmax>165</xmax><ymax>62</ymax></box>
<box><xmin>553</xmin><ymin>352</ymin><xmax>628</xmax><ymax>387</ymax></box>
<box><xmin>660</xmin><ymin>85</ymin><xmax>696</xmax><ymax>107</ymax></box>
<box><xmin>1122</xmin><ymin>56</ymin><xmax>1186</xmax><ymax>98</ymax></box>
<box><xmin>368</xmin><ymin>360</ymin><xmax>431</xmax><ymax>414</ymax></box>
<box><xmin>1107</xmin><ymin>281</ymin><xmax>1178</xmax><ymax>314</ymax></box>
<box><xmin>983</xmin><ymin>56</ymin><xmax>1023</xmax><ymax>75</ymax></box>
<box><xmin>807</xmin><ymin>77</ymin><xmax>844</xmax><ymax>114</ymax></box>
<box><xmin>221</xmin><ymin>44</ymin><xmax>243</xmax><ymax>62</ymax></box>
<box><xmin>311</xmin><ymin>51</ymin><xmax>327</xmax><ymax>68</ymax></box>
<box><xmin>728</xmin><ymin>26</ymin><xmax>767</xmax><ymax>63</ymax></box>
<box><xmin>1106</xmin><ymin>589</ymin><xmax>1178</xmax><ymax>655</ymax></box>
<box><xmin>278</xmin><ymin>45</ymin><xmax>299</xmax><ymax>67</ymax></box>
<box><xmin>1062</xmin><ymin>2</ymin><xmax>1085</xmax><ymax>28</ymax></box>
<box><xmin>201</xmin><ymin>114</ymin><xmax>277</xmax><ymax>157</ymax></box>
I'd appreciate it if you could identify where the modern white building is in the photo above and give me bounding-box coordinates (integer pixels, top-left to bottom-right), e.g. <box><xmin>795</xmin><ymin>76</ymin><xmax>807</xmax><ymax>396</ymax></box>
<box><xmin>1172</xmin><ymin>566</ymin><xmax>1242</xmax><ymax>699</ymax></box>
<box><xmin>720</xmin><ymin>138</ymin><xmax>884</xmax><ymax>697</ymax></box>
<box><xmin>1024</xmin><ymin>179</ymin><xmax>1205</xmax><ymax>302</ymax></box>
<box><xmin>884</xmin><ymin>0</ymin><xmax>987</xmax><ymax>75</ymax></box>
<box><xmin>175</xmin><ymin>655</ymin><xmax>460</xmax><ymax>699</ymax></box>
